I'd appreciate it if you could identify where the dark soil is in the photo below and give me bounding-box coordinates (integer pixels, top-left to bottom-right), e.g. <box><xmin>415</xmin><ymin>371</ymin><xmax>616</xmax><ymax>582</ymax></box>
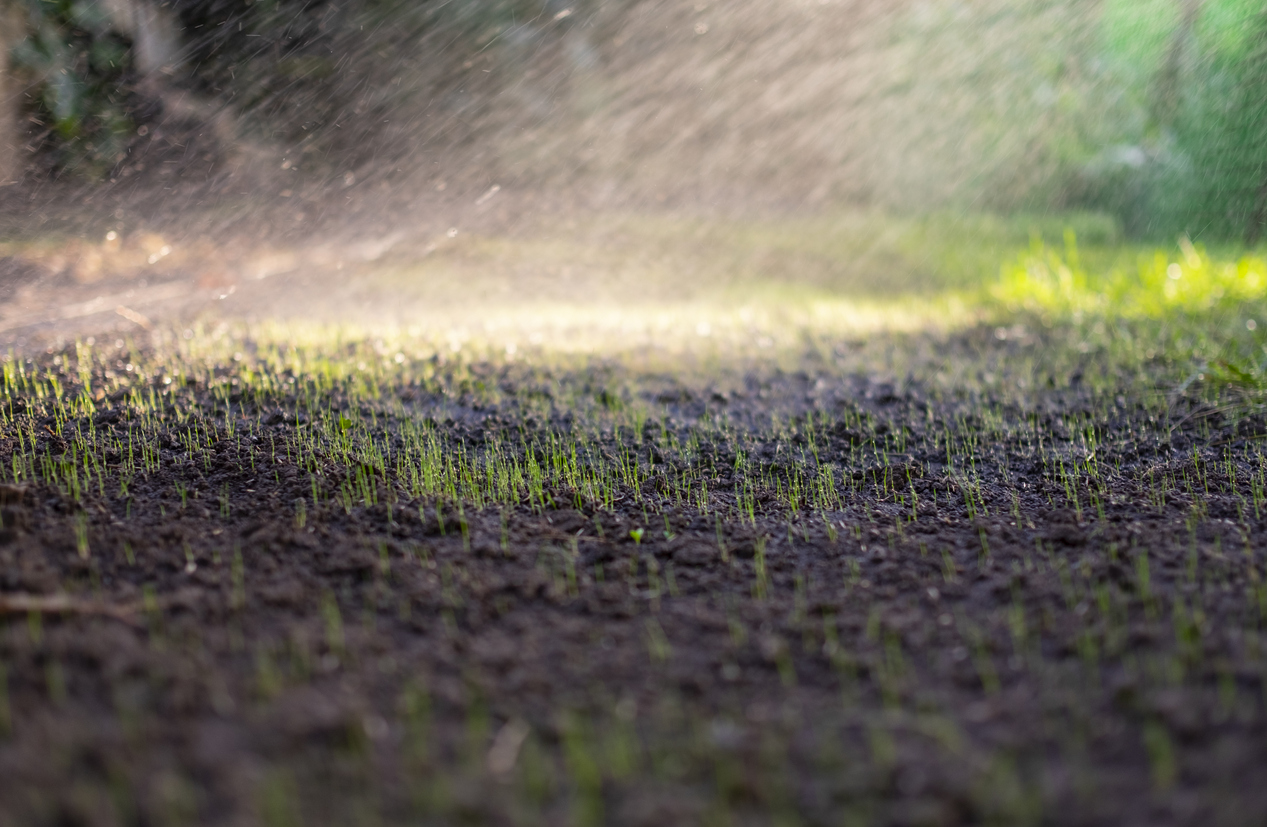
<box><xmin>1</xmin><ymin>326</ymin><xmax>1266</xmax><ymax>827</ymax></box>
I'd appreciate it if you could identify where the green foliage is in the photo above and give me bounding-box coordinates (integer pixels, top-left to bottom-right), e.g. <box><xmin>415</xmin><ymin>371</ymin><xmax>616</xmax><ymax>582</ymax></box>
<box><xmin>886</xmin><ymin>0</ymin><xmax>1266</xmax><ymax>240</ymax></box>
<box><xmin>3</xmin><ymin>0</ymin><xmax>1261</xmax><ymax>235</ymax></box>
<box><xmin>10</xmin><ymin>0</ymin><xmax>135</xmax><ymax>175</ymax></box>
<box><xmin>1092</xmin><ymin>1</ymin><xmax>1267</xmax><ymax>240</ymax></box>
<box><xmin>6</xmin><ymin>0</ymin><xmax>574</xmax><ymax>177</ymax></box>
<box><xmin>1100</xmin><ymin>0</ymin><xmax>1182</xmax><ymax>83</ymax></box>
<box><xmin>991</xmin><ymin>230</ymin><xmax>1267</xmax><ymax>398</ymax></box>
<box><xmin>1172</xmin><ymin>8</ymin><xmax>1267</xmax><ymax>242</ymax></box>
<box><xmin>992</xmin><ymin>234</ymin><xmax>1267</xmax><ymax>318</ymax></box>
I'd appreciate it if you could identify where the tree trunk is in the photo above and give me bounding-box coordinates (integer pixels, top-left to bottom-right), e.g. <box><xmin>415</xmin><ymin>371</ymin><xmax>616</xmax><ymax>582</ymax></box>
<box><xmin>1149</xmin><ymin>0</ymin><xmax>1204</xmax><ymax>132</ymax></box>
<box><xmin>100</xmin><ymin>0</ymin><xmax>182</xmax><ymax>76</ymax></box>
<box><xmin>0</xmin><ymin>1</ymin><xmax>23</xmax><ymax>185</ymax></box>
<box><xmin>1241</xmin><ymin>14</ymin><xmax>1267</xmax><ymax>245</ymax></box>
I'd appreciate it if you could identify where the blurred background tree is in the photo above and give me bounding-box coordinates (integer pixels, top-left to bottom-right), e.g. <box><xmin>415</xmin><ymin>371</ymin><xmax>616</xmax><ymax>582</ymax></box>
<box><xmin>1085</xmin><ymin>0</ymin><xmax>1267</xmax><ymax>241</ymax></box>
<box><xmin>0</xmin><ymin>3</ymin><xmax>22</xmax><ymax>184</ymax></box>
<box><xmin>0</xmin><ymin>0</ymin><xmax>570</xmax><ymax>198</ymax></box>
<box><xmin>1168</xmin><ymin>4</ymin><xmax>1267</xmax><ymax>243</ymax></box>
<box><xmin>0</xmin><ymin>0</ymin><xmax>1262</xmax><ymax>243</ymax></box>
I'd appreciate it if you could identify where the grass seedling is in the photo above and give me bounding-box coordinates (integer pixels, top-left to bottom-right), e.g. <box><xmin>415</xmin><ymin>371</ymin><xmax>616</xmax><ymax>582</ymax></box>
<box><xmin>321</xmin><ymin>591</ymin><xmax>345</xmax><ymax>659</ymax></box>
<box><xmin>0</xmin><ymin>664</ymin><xmax>10</xmax><ymax>737</ymax></box>
<box><xmin>752</xmin><ymin>535</ymin><xmax>769</xmax><ymax>600</ymax></box>
<box><xmin>1143</xmin><ymin>721</ymin><xmax>1178</xmax><ymax>791</ymax></box>
<box><xmin>0</xmin><ymin>234</ymin><xmax>1262</xmax><ymax>824</ymax></box>
<box><xmin>73</xmin><ymin>513</ymin><xmax>89</xmax><ymax>560</ymax></box>
<box><xmin>230</xmin><ymin>546</ymin><xmax>246</xmax><ymax>612</ymax></box>
<box><xmin>644</xmin><ymin>618</ymin><xmax>671</xmax><ymax>664</ymax></box>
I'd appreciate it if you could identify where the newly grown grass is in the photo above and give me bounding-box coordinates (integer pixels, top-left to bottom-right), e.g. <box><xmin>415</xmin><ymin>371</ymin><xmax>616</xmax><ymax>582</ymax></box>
<box><xmin>991</xmin><ymin>233</ymin><xmax>1267</xmax><ymax>398</ymax></box>
<box><xmin>1</xmin><ymin>215</ymin><xmax>1266</xmax><ymax>825</ymax></box>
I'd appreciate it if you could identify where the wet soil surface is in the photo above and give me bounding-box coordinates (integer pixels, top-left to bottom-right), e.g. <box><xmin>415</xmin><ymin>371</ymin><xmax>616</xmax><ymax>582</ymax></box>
<box><xmin>1</xmin><ymin>325</ymin><xmax>1266</xmax><ymax>827</ymax></box>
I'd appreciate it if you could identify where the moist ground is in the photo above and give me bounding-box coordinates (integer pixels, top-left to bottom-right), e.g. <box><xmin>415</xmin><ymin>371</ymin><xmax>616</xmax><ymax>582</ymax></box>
<box><xmin>1</xmin><ymin>322</ymin><xmax>1265</xmax><ymax>827</ymax></box>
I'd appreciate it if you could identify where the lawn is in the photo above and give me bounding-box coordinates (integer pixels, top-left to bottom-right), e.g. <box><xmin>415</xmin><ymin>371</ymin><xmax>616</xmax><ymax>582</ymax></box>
<box><xmin>1</xmin><ymin>211</ymin><xmax>1266</xmax><ymax>826</ymax></box>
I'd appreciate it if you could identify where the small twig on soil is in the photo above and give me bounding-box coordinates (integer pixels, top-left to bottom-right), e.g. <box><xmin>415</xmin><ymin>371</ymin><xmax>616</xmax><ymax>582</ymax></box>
<box><xmin>0</xmin><ymin>592</ymin><xmax>142</xmax><ymax>625</ymax></box>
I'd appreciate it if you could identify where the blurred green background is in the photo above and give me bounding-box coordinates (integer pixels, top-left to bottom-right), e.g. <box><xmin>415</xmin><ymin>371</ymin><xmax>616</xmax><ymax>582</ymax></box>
<box><xmin>2</xmin><ymin>0</ymin><xmax>1265</xmax><ymax>241</ymax></box>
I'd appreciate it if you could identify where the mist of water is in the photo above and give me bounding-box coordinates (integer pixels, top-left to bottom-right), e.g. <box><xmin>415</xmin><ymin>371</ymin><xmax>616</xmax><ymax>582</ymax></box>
<box><xmin>0</xmin><ymin>0</ymin><xmax>1262</xmax><ymax>345</ymax></box>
